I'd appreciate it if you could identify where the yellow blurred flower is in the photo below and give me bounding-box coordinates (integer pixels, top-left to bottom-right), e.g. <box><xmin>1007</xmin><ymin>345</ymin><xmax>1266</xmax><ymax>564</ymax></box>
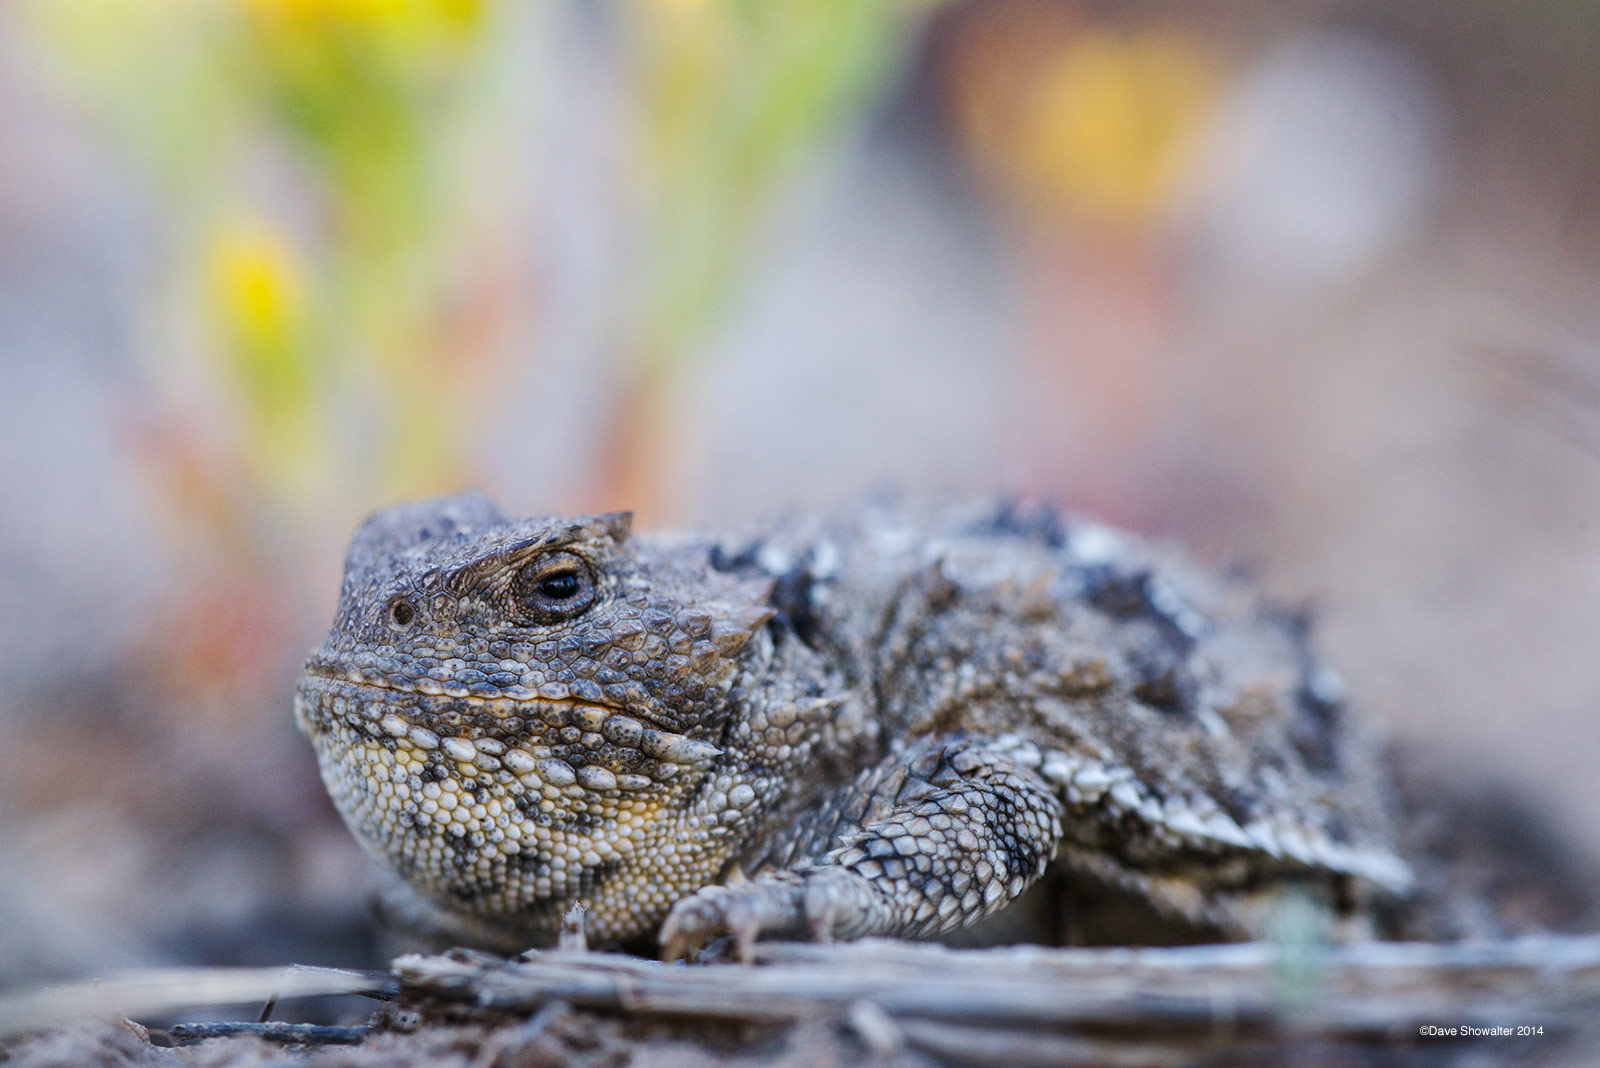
<box><xmin>207</xmin><ymin>215</ymin><xmax>321</xmax><ymax>490</ymax></box>
<box><xmin>240</xmin><ymin>0</ymin><xmax>483</xmax><ymax>43</ymax></box>
<box><xmin>211</xmin><ymin>217</ymin><xmax>307</xmax><ymax>348</ymax></box>
<box><xmin>957</xmin><ymin>20</ymin><xmax>1220</xmax><ymax>228</ymax></box>
<box><xmin>243</xmin><ymin>0</ymin><xmax>482</xmax><ymax>29</ymax></box>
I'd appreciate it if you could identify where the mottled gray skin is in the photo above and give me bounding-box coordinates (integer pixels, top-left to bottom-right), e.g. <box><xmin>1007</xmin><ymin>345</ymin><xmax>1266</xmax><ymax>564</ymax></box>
<box><xmin>295</xmin><ymin>495</ymin><xmax>1411</xmax><ymax>957</ymax></box>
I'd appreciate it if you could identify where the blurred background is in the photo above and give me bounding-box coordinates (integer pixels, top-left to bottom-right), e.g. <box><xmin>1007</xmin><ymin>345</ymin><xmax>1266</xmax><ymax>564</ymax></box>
<box><xmin>0</xmin><ymin>0</ymin><xmax>1597</xmax><ymax>983</ymax></box>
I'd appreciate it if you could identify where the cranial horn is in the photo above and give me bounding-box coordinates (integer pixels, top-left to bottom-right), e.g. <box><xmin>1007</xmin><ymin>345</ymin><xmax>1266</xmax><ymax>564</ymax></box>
<box><xmin>708</xmin><ymin>605</ymin><xmax>777</xmax><ymax>655</ymax></box>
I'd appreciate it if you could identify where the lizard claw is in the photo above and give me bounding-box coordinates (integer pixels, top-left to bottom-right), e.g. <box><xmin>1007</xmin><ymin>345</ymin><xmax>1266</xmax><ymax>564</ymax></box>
<box><xmin>659</xmin><ymin>875</ymin><xmax>811</xmax><ymax>962</ymax></box>
<box><xmin>802</xmin><ymin>879</ymin><xmax>839</xmax><ymax>943</ymax></box>
<box><xmin>661</xmin><ymin>886</ymin><xmax>750</xmax><ymax>962</ymax></box>
<box><xmin>659</xmin><ymin>868</ymin><xmax>888</xmax><ymax>961</ymax></box>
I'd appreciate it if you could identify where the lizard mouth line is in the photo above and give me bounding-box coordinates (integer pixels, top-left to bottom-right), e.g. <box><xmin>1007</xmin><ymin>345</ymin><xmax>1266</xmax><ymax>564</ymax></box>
<box><xmin>300</xmin><ymin>666</ymin><xmax>625</xmax><ymax>710</ymax></box>
<box><xmin>297</xmin><ymin>669</ymin><xmax>723</xmax><ymax>768</ymax></box>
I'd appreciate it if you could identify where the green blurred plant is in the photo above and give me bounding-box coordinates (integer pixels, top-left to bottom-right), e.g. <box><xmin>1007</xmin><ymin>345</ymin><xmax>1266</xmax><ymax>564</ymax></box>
<box><xmin>29</xmin><ymin>0</ymin><xmax>509</xmax><ymax>523</ymax></box>
<box><xmin>627</xmin><ymin>0</ymin><xmax>922</xmax><ymax>362</ymax></box>
<box><xmin>604</xmin><ymin>0</ymin><xmax>939</xmax><ymax>512</ymax></box>
<box><xmin>28</xmin><ymin>0</ymin><xmax>939</xmax><ymax>525</ymax></box>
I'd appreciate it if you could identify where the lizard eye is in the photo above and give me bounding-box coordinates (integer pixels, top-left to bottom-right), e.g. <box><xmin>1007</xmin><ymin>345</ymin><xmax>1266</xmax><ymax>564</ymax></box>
<box><xmin>388</xmin><ymin>597</ymin><xmax>417</xmax><ymax>628</ymax></box>
<box><xmin>512</xmin><ymin>551</ymin><xmax>597</xmax><ymax>622</ymax></box>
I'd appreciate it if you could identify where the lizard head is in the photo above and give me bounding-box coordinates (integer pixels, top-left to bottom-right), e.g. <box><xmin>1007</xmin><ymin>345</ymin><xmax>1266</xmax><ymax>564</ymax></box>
<box><xmin>294</xmin><ymin>493</ymin><xmax>776</xmax><ymax>942</ymax></box>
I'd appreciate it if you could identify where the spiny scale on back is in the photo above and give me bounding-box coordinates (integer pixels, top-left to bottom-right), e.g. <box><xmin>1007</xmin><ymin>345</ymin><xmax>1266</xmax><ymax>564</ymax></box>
<box><xmin>294</xmin><ymin>495</ymin><xmax>1411</xmax><ymax>956</ymax></box>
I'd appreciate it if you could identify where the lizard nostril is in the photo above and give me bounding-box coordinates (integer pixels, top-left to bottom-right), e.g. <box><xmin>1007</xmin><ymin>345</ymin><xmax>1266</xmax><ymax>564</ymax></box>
<box><xmin>389</xmin><ymin>599</ymin><xmax>417</xmax><ymax>628</ymax></box>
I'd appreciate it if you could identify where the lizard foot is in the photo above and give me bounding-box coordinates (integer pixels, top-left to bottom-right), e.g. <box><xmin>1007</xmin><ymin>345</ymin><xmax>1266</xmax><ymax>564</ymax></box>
<box><xmin>659</xmin><ymin>868</ymin><xmax>888</xmax><ymax>962</ymax></box>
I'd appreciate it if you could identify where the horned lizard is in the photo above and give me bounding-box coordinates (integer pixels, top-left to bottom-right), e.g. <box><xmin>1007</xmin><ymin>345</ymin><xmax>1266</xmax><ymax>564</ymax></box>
<box><xmin>294</xmin><ymin>496</ymin><xmax>1411</xmax><ymax>958</ymax></box>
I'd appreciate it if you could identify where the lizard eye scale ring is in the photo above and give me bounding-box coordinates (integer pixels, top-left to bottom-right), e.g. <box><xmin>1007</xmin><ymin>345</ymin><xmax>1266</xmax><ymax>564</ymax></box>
<box><xmin>387</xmin><ymin>597</ymin><xmax>417</xmax><ymax>628</ymax></box>
<box><xmin>511</xmin><ymin>551</ymin><xmax>597</xmax><ymax>622</ymax></box>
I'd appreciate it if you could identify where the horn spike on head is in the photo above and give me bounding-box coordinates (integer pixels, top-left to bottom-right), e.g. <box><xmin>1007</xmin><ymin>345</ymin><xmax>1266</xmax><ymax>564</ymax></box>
<box><xmin>708</xmin><ymin>604</ymin><xmax>777</xmax><ymax>656</ymax></box>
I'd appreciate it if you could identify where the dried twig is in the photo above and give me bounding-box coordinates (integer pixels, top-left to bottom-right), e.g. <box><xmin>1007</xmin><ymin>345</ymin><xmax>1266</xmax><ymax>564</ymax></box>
<box><xmin>6</xmin><ymin>937</ymin><xmax>1599</xmax><ymax>1064</ymax></box>
<box><xmin>394</xmin><ymin>934</ymin><xmax>1600</xmax><ymax>1062</ymax></box>
<box><xmin>160</xmin><ymin>1021</ymin><xmax>373</xmax><ymax>1046</ymax></box>
<box><xmin>0</xmin><ymin>965</ymin><xmax>391</xmax><ymax>1040</ymax></box>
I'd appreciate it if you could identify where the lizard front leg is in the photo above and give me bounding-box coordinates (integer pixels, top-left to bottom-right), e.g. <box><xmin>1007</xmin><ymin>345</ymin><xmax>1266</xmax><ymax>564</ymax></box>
<box><xmin>659</xmin><ymin>735</ymin><xmax>1063</xmax><ymax>959</ymax></box>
